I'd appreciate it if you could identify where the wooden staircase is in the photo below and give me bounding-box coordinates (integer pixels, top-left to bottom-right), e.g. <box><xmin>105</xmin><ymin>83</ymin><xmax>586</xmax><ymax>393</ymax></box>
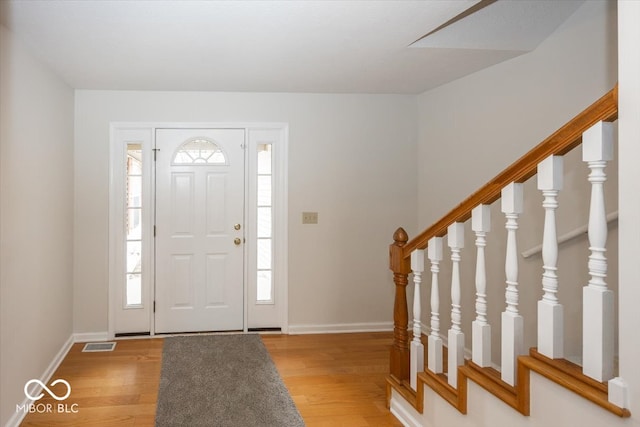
<box><xmin>386</xmin><ymin>86</ymin><xmax>630</xmax><ymax>425</ymax></box>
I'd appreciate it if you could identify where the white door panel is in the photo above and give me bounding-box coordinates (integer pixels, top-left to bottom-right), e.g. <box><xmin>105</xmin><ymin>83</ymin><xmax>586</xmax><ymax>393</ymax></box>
<box><xmin>155</xmin><ymin>128</ymin><xmax>245</xmax><ymax>333</ymax></box>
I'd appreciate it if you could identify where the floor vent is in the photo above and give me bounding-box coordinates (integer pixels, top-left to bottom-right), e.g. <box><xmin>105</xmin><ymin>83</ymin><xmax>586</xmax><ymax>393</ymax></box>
<box><xmin>82</xmin><ymin>342</ymin><xmax>117</xmax><ymax>352</ymax></box>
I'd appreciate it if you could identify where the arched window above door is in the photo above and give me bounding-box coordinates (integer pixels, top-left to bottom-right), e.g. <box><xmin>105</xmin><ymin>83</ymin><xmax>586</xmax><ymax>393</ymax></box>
<box><xmin>172</xmin><ymin>137</ymin><xmax>228</xmax><ymax>165</ymax></box>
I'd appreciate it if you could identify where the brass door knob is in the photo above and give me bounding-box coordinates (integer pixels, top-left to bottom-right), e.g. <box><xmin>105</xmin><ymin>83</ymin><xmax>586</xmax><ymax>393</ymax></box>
<box><xmin>234</xmin><ymin>238</ymin><xmax>242</xmax><ymax>245</ymax></box>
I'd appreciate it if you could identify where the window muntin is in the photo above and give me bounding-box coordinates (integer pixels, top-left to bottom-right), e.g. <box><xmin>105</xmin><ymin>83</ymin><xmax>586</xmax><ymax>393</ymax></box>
<box><xmin>172</xmin><ymin>138</ymin><xmax>227</xmax><ymax>165</ymax></box>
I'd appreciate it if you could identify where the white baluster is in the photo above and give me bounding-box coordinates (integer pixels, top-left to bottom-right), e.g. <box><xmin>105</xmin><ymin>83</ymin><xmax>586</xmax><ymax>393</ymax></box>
<box><xmin>448</xmin><ymin>222</ymin><xmax>465</xmax><ymax>387</ymax></box>
<box><xmin>537</xmin><ymin>155</ymin><xmax>564</xmax><ymax>359</ymax></box>
<box><xmin>410</xmin><ymin>250</ymin><xmax>425</xmax><ymax>390</ymax></box>
<box><xmin>427</xmin><ymin>237</ymin><xmax>443</xmax><ymax>374</ymax></box>
<box><xmin>501</xmin><ymin>182</ymin><xmax>524</xmax><ymax>386</ymax></box>
<box><xmin>582</xmin><ymin>121</ymin><xmax>614</xmax><ymax>382</ymax></box>
<box><xmin>472</xmin><ymin>205</ymin><xmax>491</xmax><ymax>367</ymax></box>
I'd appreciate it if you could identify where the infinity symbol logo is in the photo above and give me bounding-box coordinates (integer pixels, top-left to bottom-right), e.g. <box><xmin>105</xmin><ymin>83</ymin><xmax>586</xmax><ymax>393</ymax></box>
<box><xmin>24</xmin><ymin>379</ymin><xmax>71</xmax><ymax>401</ymax></box>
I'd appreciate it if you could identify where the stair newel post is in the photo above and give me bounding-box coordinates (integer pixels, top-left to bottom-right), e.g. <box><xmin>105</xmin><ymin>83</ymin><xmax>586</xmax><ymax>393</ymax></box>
<box><xmin>447</xmin><ymin>222</ymin><xmax>465</xmax><ymax>388</ymax></box>
<box><xmin>427</xmin><ymin>237</ymin><xmax>444</xmax><ymax>374</ymax></box>
<box><xmin>537</xmin><ymin>155</ymin><xmax>564</xmax><ymax>359</ymax></box>
<box><xmin>501</xmin><ymin>182</ymin><xmax>524</xmax><ymax>386</ymax></box>
<box><xmin>390</xmin><ymin>227</ymin><xmax>411</xmax><ymax>382</ymax></box>
<box><xmin>410</xmin><ymin>250</ymin><xmax>425</xmax><ymax>390</ymax></box>
<box><xmin>472</xmin><ymin>205</ymin><xmax>492</xmax><ymax>367</ymax></box>
<box><xmin>582</xmin><ymin>121</ymin><xmax>614</xmax><ymax>382</ymax></box>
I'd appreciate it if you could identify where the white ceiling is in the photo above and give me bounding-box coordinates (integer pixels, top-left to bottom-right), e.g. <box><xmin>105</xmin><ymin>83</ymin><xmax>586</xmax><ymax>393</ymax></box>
<box><xmin>0</xmin><ymin>0</ymin><xmax>583</xmax><ymax>94</ymax></box>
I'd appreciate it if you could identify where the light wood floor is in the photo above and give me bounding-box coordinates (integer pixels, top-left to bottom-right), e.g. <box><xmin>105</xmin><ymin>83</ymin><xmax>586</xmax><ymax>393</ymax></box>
<box><xmin>20</xmin><ymin>332</ymin><xmax>401</xmax><ymax>426</ymax></box>
<box><xmin>21</xmin><ymin>339</ymin><xmax>163</xmax><ymax>426</ymax></box>
<box><xmin>262</xmin><ymin>332</ymin><xmax>402</xmax><ymax>427</ymax></box>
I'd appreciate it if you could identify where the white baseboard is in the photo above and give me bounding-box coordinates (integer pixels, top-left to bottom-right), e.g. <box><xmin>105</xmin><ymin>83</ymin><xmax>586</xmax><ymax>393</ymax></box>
<box><xmin>390</xmin><ymin>390</ymin><xmax>422</xmax><ymax>427</ymax></box>
<box><xmin>288</xmin><ymin>321</ymin><xmax>393</xmax><ymax>335</ymax></box>
<box><xmin>73</xmin><ymin>332</ymin><xmax>109</xmax><ymax>343</ymax></box>
<box><xmin>5</xmin><ymin>334</ymin><xmax>74</xmax><ymax>427</ymax></box>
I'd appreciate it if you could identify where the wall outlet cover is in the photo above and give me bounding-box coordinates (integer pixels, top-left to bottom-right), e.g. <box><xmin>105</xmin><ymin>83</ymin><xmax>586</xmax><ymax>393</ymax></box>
<box><xmin>302</xmin><ymin>212</ymin><xmax>318</xmax><ymax>224</ymax></box>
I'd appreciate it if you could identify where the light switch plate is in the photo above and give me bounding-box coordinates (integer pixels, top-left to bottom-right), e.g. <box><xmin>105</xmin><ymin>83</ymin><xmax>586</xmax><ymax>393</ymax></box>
<box><xmin>302</xmin><ymin>212</ymin><xmax>318</xmax><ymax>224</ymax></box>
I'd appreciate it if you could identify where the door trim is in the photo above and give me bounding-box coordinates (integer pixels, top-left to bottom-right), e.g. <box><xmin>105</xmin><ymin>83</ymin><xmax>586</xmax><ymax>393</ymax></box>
<box><xmin>108</xmin><ymin>122</ymin><xmax>289</xmax><ymax>338</ymax></box>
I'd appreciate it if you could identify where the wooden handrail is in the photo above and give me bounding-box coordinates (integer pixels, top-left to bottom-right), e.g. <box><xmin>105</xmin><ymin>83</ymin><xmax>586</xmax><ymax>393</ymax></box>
<box><xmin>402</xmin><ymin>85</ymin><xmax>618</xmax><ymax>257</ymax></box>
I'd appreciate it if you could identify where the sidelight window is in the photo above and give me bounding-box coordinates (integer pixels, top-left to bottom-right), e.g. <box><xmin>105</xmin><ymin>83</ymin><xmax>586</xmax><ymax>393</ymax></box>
<box><xmin>126</xmin><ymin>144</ymin><xmax>143</xmax><ymax>306</ymax></box>
<box><xmin>256</xmin><ymin>144</ymin><xmax>273</xmax><ymax>302</ymax></box>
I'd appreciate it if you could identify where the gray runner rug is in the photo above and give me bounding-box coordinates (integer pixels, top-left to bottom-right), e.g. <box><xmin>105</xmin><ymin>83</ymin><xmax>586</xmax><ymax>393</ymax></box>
<box><xmin>155</xmin><ymin>334</ymin><xmax>305</xmax><ymax>426</ymax></box>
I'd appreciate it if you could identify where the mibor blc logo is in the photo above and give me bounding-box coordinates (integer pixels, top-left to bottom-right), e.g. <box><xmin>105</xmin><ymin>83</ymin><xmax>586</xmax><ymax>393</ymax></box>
<box><xmin>16</xmin><ymin>379</ymin><xmax>79</xmax><ymax>414</ymax></box>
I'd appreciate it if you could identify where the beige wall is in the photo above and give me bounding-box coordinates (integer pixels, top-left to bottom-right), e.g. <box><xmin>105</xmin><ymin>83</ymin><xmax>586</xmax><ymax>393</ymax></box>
<box><xmin>414</xmin><ymin>0</ymin><xmax>618</xmax><ymax>365</ymax></box>
<box><xmin>0</xmin><ymin>26</ymin><xmax>75</xmax><ymax>426</ymax></box>
<box><xmin>73</xmin><ymin>91</ymin><xmax>418</xmax><ymax>334</ymax></box>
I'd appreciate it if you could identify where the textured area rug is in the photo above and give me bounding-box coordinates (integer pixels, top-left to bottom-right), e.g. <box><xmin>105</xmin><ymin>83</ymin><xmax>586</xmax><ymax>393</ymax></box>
<box><xmin>156</xmin><ymin>334</ymin><xmax>305</xmax><ymax>426</ymax></box>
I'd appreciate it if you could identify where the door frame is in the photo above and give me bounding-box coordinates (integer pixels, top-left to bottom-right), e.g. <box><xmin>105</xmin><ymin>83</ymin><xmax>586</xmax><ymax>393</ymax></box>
<box><xmin>108</xmin><ymin>122</ymin><xmax>289</xmax><ymax>338</ymax></box>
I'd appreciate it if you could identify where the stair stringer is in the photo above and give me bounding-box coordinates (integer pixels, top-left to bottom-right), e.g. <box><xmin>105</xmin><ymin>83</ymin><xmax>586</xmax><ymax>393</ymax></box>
<box><xmin>387</xmin><ymin>337</ymin><xmax>630</xmax><ymax>421</ymax></box>
<box><xmin>391</xmin><ymin>366</ymin><xmax>633</xmax><ymax>427</ymax></box>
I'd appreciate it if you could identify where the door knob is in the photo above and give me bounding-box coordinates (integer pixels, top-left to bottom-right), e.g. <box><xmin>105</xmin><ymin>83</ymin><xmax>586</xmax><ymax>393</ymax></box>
<box><xmin>234</xmin><ymin>238</ymin><xmax>242</xmax><ymax>245</ymax></box>
<box><xmin>234</xmin><ymin>223</ymin><xmax>241</xmax><ymax>230</ymax></box>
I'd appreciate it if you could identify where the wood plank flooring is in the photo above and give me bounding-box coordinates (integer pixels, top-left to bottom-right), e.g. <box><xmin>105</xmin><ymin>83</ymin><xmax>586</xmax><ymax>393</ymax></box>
<box><xmin>262</xmin><ymin>332</ymin><xmax>402</xmax><ymax>427</ymax></box>
<box><xmin>20</xmin><ymin>339</ymin><xmax>163</xmax><ymax>426</ymax></box>
<box><xmin>20</xmin><ymin>332</ymin><xmax>400</xmax><ymax>426</ymax></box>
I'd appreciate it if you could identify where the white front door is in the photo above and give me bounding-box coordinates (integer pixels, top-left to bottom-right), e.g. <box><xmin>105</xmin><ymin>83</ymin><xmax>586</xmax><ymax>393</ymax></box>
<box><xmin>155</xmin><ymin>129</ymin><xmax>245</xmax><ymax>333</ymax></box>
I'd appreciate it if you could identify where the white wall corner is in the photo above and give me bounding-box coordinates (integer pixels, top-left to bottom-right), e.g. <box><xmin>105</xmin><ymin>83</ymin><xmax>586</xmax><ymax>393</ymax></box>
<box><xmin>618</xmin><ymin>0</ymin><xmax>640</xmax><ymax>417</ymax></box>
<box><xmin>4</xmin><ymin>334</ymin><xmax>75</xmax><ymax>427</ymax></box>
